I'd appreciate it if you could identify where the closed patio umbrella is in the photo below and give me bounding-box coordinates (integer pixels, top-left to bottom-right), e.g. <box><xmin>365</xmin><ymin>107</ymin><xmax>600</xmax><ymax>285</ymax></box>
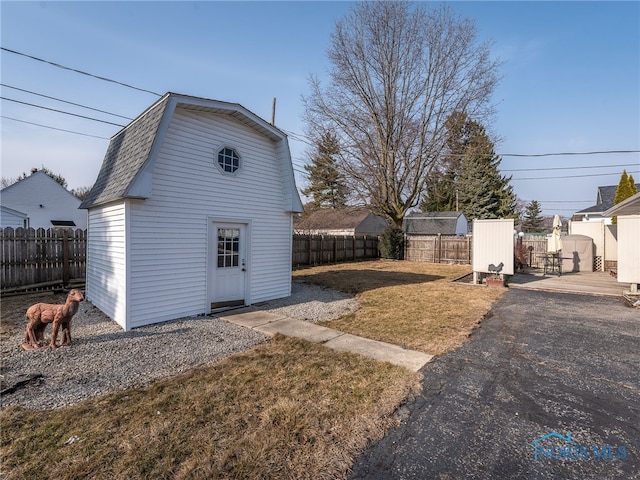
<box><xmin>548</xmin><ymin>214</ymin><xmax>563</xmax><ymax>253</ymax></box>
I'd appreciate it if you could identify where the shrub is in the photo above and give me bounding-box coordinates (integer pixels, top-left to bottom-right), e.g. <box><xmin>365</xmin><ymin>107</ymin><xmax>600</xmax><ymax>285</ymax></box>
<box><xmin>379</xmin><ymin>224</ymin><xmax>404</xmax><ymax>260</ymax></box>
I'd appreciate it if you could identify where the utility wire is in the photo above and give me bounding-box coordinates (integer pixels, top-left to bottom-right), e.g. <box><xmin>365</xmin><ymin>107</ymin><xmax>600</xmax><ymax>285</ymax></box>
<box><xmin>0</xmin><ymin>97</ymin><xmax>126</xmax><ymax>127</ymax></box>
<box><xmin>1</xmin><ymin>83</ymin><xmax>133</xmax><ymax>120</ymax></box>
<box><xmin>513</xmin><ymin>170</ymin><xmax>639</xmax><ymax>181</ymax></box>
<box><xmin>501</xmin><ymin>150</ymin><xmax>639</xmax><ymax>157</ymax></box>
<box><xmin>284</xmin><ymin>128</ymin><xmax>640</xmax><ymax>158</ymax></box>
<box><xmin>1</xmin><ymin>47</ymin><xmax>162</xmax><ymax>97</ymax></box>
<box><xmin>502</xmin><ymin>163</ymin><xmax>638</xmax><ymax>173</ymax></box>
<box><xmin>1</xmin><ymin>116</ymin><xmax>110</xmax><ymax>139</ymax></box>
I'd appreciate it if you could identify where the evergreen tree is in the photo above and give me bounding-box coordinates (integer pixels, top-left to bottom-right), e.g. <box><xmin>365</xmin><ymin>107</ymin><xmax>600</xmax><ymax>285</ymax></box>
<box><xmin>420</xmin><ymin>112</ymin><xmax>465</xmax><ymax>212</ymax></box>
<box><xmin>379</xmin><ymin>223</ymin><xmax>404</xmax><ymax>260</ymax></box>
<box><xmin>521</xmin><ymin>200</ymin><xmax>544</xmax><ymax>233</ymax></box>
<box><xmin>627</xmin><ymin>173</ymin><xmax>637</xmax><ymax>195</ymax></box>
<box><xmin>301</xmin><ymin>131</ymin><xmax>348</xmax><ymax>210</ymax></box>
<box><xmin>431</xmin><ymin>112</ymin><xmax>515</xmax><ymax>220</ymax></box>
<box><xmin>612</xmin><ymin>170</ymin><xmax>638</xmax><ymax>224</ymax></box>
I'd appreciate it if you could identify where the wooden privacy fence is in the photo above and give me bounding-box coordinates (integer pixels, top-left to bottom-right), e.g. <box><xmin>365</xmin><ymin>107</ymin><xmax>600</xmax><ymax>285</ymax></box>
<box><xmin>292</xmin><ymin>234</ymin><xmax>379</xmax><ymax>266</ymax></box>
<box><xmin>404</xmin><ymin>234</ymin><xmax>472</xmax><ymax>264</ymax></box>
<box><xmin>405</xmin><ymin>234</ymin><xmax>552</xmax><ymax>268</ymax></box>
<box><xmin>0</xmin><ymin>228</ymin><xmax>551</xmax><ymax>292</ymax></box>
<box><xmin>518</xmin><ymin>236</ymin><xmax>549</xmax><ymax>269</ymax></box>
<box><xmin>1</xmin><ymin>227</ymin><xmax>87</xmax><ymax>293</ymax></box>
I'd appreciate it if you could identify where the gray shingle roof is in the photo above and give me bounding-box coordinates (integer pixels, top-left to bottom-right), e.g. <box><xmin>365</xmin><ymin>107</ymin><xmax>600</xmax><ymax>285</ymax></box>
<box><xmin>80</xmin><ymin>95</ymin><xmax>170</xmax><ymax>209</ymax></box>
<box><xmin>403</xmin><ymin>211</ymin><xmax>463</xmax><ymax>235</ymax></box>
<box><xmin>294</xmin><ymin>207</ymin><xmax>372</xmax><ymax>230</ymax></box>
<box><xmin>575</xmin><ymin>184</ymin><xmax>640</xmax><ymax>215</ymax></box>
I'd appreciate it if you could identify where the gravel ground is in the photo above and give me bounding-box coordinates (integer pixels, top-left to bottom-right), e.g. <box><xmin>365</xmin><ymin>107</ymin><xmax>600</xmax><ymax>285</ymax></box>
<box><xmin>0</xmin><ymin>280</ymin><xmax>358</xmax><ymax>410</ymax></box>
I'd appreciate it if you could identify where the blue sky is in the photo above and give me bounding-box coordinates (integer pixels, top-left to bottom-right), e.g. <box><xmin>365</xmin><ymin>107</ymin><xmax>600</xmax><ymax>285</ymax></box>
<box><xmin>1</xmin><ymin>1</ymin><xmax>638</xmax><ymax>217</ymax></box>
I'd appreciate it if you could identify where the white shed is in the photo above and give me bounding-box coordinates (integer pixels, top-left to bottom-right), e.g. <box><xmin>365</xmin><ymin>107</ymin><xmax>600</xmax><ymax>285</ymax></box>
<box><xmin>604</xmin><ymin>192</ymin><xmax>640</xmax><ymax>292</ymax></box>
<box><xmin>0</xmin><ymin>170</ymin><xmax>87</xmax><ymax>229</ymax></box>
<box><xmin>80</xmin><ymin>93</ymin><xmax>304</xmax><ymax>330</ymax></box>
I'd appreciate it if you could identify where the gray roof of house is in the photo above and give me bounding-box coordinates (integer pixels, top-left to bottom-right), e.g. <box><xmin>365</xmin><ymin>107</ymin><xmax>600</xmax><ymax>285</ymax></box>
<box><xmin>403</xmin><ymin>211</ymin><xmax>464</xmax><ymax>235</ymax></box>
<box><xmin>575</xmin><ymin>184</ymin><xmax>640</xmax><ymax>215</ymax></box>
<box><xmin>294</xmin><ymin>207</ymin><xmax>372</xmax><ymax>230</ymax></box>
<box><xmin>605</xmin><ymin>191</ymin><xmax>640</xmax><ymax>216</ymax></box>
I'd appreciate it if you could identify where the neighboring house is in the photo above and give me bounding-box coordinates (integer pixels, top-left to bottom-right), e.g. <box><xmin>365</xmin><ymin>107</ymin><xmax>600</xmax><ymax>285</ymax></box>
<box><xmin>0</xmin><ymin>170</ymin><xmax>87</xmax><ymax>229</ymax></box>
<box><xmin>294</xmin><ymin>207</ymin><xmax>388</xmax><ymax>236</ymax></box>
<box><xmin>80</xmin><ymin>92</ymin><xmax>303</xmax><ymax>331</ymax></box>
<box><xmin>403</xmin><ymin>211</ymin><xmax>468</xmax><ymax>236</ymax></box>
<box><xmin>604</xmin><ymin>192</ymin><xmax>640</xmax><ymax>292</ymax></box>
<box><xmin>0</xmin><ymin>205</ymin><xmax>28</xmax><ymax>228</ymax></box>
<box><xmin>572</xmin><ymin>183</ymin><xmax>640</xmax><ymax>224</ymax></box>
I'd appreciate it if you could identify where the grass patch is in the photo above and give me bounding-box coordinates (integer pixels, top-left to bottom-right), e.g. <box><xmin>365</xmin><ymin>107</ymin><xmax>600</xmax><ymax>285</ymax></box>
<box><xmin>294</xmin><ymin>260</ymin><xmax>505</xmax><ymax>356</ymax></box>
<box><xmin>1</xmin><ymin>335</ymin><xmax>421</xmax><ymax>480</ymax></box>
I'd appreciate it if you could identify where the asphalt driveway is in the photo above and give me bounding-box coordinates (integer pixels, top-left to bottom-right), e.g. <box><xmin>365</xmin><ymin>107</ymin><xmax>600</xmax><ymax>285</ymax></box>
<box><xmin>350</xmin><ymin>289</ymin><xmax>639</xmax><ymax>480</ymax></box>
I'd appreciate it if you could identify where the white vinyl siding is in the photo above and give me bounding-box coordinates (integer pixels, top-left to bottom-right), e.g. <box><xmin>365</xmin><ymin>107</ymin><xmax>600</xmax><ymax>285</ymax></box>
<box><xmin>86</xmin><ymin>203</ymin><xmax>127</xmax><ymax>328</ymax></box>
<box><xmin>124</xmin><ymin>108</ymin><xmax>293</xmax><ymax>327</ymax></box>
<box><xmin>0</xmin><ymin>207</ymin><xmax>27</xmax><ymax>228</ymax></box>
<box><xmin>617</xmin><ymin>215</ymin><xmax>640</xmax><ymax>284</ymax></box>
<box><xmin>0</xmin><ymin>172</ymin><xmax>87</xmax><ymax>229</ymax></box>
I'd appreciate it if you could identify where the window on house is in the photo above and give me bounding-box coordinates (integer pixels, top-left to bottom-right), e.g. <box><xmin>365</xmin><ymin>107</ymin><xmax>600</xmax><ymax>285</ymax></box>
<box><xmin>217</xmin><ymin>147</ymin><xmax>240</xmax><ymax>173</ymax></box>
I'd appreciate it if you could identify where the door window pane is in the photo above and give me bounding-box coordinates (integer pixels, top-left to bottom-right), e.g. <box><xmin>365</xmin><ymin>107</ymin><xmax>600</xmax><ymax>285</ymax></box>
<box><xmin>217</xmin><ymin>228</ymin><xmax>240</xmax><ymax>268</ymax></box>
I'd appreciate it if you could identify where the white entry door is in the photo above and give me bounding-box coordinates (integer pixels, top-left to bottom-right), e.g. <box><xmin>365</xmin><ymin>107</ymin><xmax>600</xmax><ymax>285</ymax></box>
<box><xmin>211</xmin><ymin>223</ymin><xmax>247</xmax><ymax>309</ymax></box>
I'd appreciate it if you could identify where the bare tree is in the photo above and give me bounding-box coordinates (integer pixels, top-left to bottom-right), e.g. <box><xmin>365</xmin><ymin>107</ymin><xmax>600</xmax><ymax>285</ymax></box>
<box><xmin>304</xmin><ymin>1</ymin><xmax>500</xmax><ymax>226</ymax></box>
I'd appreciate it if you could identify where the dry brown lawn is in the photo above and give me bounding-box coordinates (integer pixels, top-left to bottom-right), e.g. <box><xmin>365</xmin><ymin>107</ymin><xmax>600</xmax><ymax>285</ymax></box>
<box><xmin>294</xmin><ymin>260</ymin><xmax>505</xmax><ymax>356</ymax></box>
<box><xmin>2</xmin><ymin>260</ymin><xmax>504</xmax><ymax>479</ymax></box>
<box><xmin>1</xmin><ymin>335</ymin><xmax>420</xmax><ymax>480</ymax></box>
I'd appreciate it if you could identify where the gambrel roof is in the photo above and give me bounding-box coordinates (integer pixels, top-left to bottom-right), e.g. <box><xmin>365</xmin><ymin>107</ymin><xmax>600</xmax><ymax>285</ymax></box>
<box><xmin>81</xmin><ymin>92</ymin><xmax>302</xmax><ymax>212</ymax></box>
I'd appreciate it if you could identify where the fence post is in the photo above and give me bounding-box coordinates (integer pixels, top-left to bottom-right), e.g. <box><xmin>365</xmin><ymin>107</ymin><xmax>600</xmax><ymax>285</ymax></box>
<box><xmin>352</xmin><ymin>235</ymin><xmax>356</xmax><ymax>261</ymax></box>
<box><xmin>63</xmin><ymin>229</ymin><xmax>70</xmax><ymax>285</ymax></box>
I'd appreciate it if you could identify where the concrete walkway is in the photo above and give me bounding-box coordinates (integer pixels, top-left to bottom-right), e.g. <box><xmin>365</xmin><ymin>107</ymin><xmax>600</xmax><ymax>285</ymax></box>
<box><xmin>218</xmin><ymin>308</ymin><xmax>433</xmax><ymax>372</ymax></box>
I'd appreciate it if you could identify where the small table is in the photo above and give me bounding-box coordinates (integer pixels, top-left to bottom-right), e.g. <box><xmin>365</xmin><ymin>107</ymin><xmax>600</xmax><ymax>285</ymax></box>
<box><xmin>539</xmin><ymin>253</ymin><xmax>562</xmax><ymax>276</ymax></box>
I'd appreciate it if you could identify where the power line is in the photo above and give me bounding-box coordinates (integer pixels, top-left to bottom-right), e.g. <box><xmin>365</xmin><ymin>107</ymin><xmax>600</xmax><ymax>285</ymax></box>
<box><xmin>1</xmin><ymin>97</ymin><xmax>126</xmax><ymax>127</ymax></box>
<box><xmin>512</xmin><ymin>170</ymin><xmax>639</xmax><ymax>181</ymax></box>
<box><xmin>502</xmin><ymin>163</ymin><xmax>638</xmax><ymax>173</ymax></box>
<box><xmin>1</xmin><ymin>47</ymin><xmax>162</xmax><ymax>97</ymax></box>
<box><xmin>284</xmin><ymin>128</ymin><xmax>640</xmax><ymax>158</ymax></box>
<box><xmin>1</xmin><ymin>115</ymin><xmax>110</xmax><ymax>139</ymax></box>
<box><xmin>1</xmin><ymin>84</ymin><xmax>133</xmax><ymax>120</ymax></box>
<box><xmin>501</xmin><ymin>150</ymin><xmax>639</xmax><ymax>157</ymax></box>
<box><xmin>535</xmin><ymin>200</ymin><xmax>592</xmax><ymax>203</ymax></box>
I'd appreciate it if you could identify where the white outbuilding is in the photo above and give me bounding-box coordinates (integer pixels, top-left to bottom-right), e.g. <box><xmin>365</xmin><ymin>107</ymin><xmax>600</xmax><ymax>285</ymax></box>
<box><xmin>604</xmin><ymin>192</ymin><xmax>640</xmax><ymax>294</ymax></box>
<box><xmin>80</xmin><ymin>93</ymin><xmax>303</xmax><ymax>330</ymax></box>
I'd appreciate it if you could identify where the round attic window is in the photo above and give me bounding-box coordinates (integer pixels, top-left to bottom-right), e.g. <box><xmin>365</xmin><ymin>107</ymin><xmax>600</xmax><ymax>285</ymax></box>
<box><xmin>217</xmin><ymin>147</ymin><xmax>240</xmax><ymax>173</ymax></box>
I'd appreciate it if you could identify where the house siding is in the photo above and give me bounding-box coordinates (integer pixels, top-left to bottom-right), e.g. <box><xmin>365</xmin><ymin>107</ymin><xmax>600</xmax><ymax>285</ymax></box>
<box><xmin>617</xmin><ymin>215</ymin><xmax>640</xmax><ymax>284</ymax></box>
<box><xmin>124</xmin><ymin>108</ymin><xmax>293</xmax><ymax>328</ymax></box>
<box><xmin>86</xmin><ymin>202</ymin><xmax>127</xmax><ymax>327</ymax></box>
<box><xmin>0</xmin><ymin>171</ymin><xmax>87</xmax><ymax>229</ymax></box>
<box><xmin>0</xmin><ymin>207</ymin><xmax>27</xmax><ymax>228</ymax></box>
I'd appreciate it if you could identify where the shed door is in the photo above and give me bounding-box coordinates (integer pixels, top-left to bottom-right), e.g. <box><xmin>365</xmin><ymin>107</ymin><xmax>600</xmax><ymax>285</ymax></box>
<box><xmin>211</xmin><ymin>224</ymin><xmax>247</xmax><ymax>309</ymax></box>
